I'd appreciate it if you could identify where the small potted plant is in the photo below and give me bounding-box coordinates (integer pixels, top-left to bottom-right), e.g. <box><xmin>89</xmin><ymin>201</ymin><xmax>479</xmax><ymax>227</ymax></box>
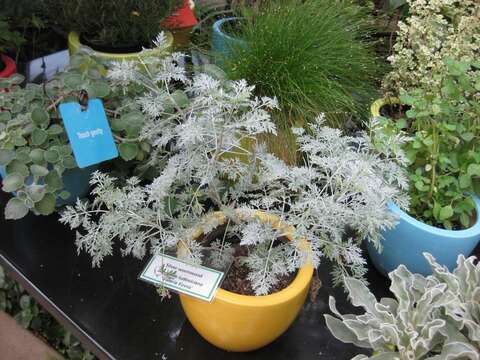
<box><xmin>161</xmin><ymin>0</ymin><xmax>198</xmax><ymax>47</ymax></box>
<box><xmin>382</xmin><ymin>0</ymin><xmax>480</xmax><ymax>96</ymax></box>
<box><xmin>369</xmin><ymin>59</ymin><xmax>480</xmax><ymax>275</ymax></box>
<box><xmin>0</xmin><ymin>0</ymin><xmax>67</xmax><ymax>76</ymax></box>
<box><xmin>213</xmin><ymin>0</ymin><xmax>380</xmax><ymax>126</ymax></box>
<box><xmin>325</xmin><ymin>252</ymin><xmax>480</xmax><ymax>359</ymax></box>
<box><xmin>44</xmin><ymin>0</ymin><xmax>182</xmax><ymax>61</ymax></box>
<box><xmin>208</xmin><ymin>0</ymin><xmax>381</xmax><ymax>164</ymax></box>
<box><xmin>0</xmin><ymin>17</ymin><xmax>24</xmax><ymax>79</ymax></box>
<box><xmin>60</xmin><ymin>53</ymin><xmax>407</xmax><ymax>351</ymax></box>
<box><xmin>0</xmin><ymin>50</ymin><xmax>166</xmax><ymax>219</ymax></box>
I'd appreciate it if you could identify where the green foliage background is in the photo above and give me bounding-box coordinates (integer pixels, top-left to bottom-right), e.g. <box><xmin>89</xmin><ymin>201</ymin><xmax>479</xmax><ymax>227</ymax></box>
<box><xmin>0</xmin><ymin>266</ymin><xmax>95</xmax><ymax>360</ymax></box>
<box><xmin>221</xmin><ymin>0</ymin><xmax>382</xmax><ymax>128</ymax></box>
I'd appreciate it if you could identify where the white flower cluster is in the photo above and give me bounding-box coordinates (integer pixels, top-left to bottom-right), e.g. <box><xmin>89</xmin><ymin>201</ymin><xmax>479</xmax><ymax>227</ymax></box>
<box><xmin>384</xmin><ymin>0</ymin><xmax>480</xmax><ymax>93</ymax></box>
<box><xmin>60</xmin><ymin>50</ymin><xmax>408</xmax><ymax>296</ymax></box>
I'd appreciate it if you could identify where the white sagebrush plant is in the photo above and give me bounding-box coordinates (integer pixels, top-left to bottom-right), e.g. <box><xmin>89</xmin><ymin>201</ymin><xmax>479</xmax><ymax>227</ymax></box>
<box><xmin>325</xmin><ymin>253</ymin><xmax>480</xmax><ymax>360</ymax></box>
<box><xmin>60</xmin><ymin>39</ymin><xmax>409</xmax><ymax>296</ymax></box>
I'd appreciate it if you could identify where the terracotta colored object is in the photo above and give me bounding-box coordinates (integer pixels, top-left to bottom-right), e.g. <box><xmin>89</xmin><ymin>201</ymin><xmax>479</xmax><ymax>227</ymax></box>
<box><xmin>0</xmin><ymin>311</ymin><xmax>63</xmax><ymax>360</ymax></box>
<box><xmin>162</xmin><ymin>0</ymin><xmax>198</xmax><ymax>29</ymax></box>
<box><xmin>0</xmin><ymin>54</ymin><xmax>16</xmax><ymax>78</ymax></box>
<box><xmin>179</xmin><ymin>211</ymin><xmax>314</xmax><ymax>352</ymax></box>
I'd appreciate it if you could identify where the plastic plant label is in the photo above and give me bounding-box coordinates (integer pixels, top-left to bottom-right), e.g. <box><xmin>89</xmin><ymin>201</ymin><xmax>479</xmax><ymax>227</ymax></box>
<box><xmin>140</xmin><ymin>254</ymin><xmax>224</xmax><ymax>302</ymax></box>
<box><xmin>59</xmin><ymin>99</ymin><xmax>118</xmax><ymax>168</ymax></box>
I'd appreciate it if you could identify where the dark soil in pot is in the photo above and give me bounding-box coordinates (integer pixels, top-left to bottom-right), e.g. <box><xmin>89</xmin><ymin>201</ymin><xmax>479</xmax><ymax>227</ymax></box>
<box><xmin>198</xmin><ymin>223</ymin><xmax>297</xmax><ymax>296</ymax></box>
<box><xmin>380</xmin><ymin>103</ymin><xmax>408</xmax><ymax>120</ymax></box>
<box><xmin>0</xmin><ymin>57</ymin><xmax>5</xmax><ymax>73</ymax></box>
<box><xmin>80</xmin><ymin>34</ymin><xmax>150</xmax><ymax>54</ymax></box>
<box><xmin>221</xmin><ymin>244</ymin><xmax>296</xmax><ymax>296</ymax></box>
<box><xmin>220</xmin><ymin>18</ymin><xmax>245</xmax><ymax>39</ymax></box>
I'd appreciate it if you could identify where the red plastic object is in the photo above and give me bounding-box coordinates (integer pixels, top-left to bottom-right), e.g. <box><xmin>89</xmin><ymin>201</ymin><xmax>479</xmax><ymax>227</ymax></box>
<box><xmin>162</xmin><ymin>0</ymin><xmax>198</xmax><ymax>29</ymax></box>
<box><xmin>0</xmin><ymin>54</ymin><xmax>16</xmax><ymax>78</ymax></box>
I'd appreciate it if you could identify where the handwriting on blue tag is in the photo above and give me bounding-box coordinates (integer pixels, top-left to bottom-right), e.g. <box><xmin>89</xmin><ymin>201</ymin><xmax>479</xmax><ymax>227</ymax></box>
<box><xmin>59</xmin><ymin>99</ymin><xmax>118</xmax><ymax>168</ymax></box>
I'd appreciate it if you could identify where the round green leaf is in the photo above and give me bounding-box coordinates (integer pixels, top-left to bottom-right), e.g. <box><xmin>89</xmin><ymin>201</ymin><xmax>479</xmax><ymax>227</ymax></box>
<box><xmin>439</xmin><ymin>205</ymin><xmax>454</xmax><ymax>221</ymax></box>
<box><xmin>29</xmin><ymin>149</ymin><xmax>45</xmax><ymax>164</ymax></box>
<box><xmin>140</xmin><ymin>142</ymin><xmax>151</xmax><ymax>153</ymax></box>
<box><xmin>467</xmin><ymin>164</ymin><xmax>480</xmax><ymax>177</ymax></box>
<box><xmin>31</xmin><ymin>128</ymin><xmax>48</xmax><ymax>146</ymax></box>
<box><xmin>122</xmin><ymin>112</ymin><xmax>144</xmax><ymax>137</ymax></box>
<box><xmin>31</xmin><ymin>108</ymin><xmax>49</xmax><ymax>126</ymax></box>
<box><xmin>2</xmin><ymin>173</ymin><xmax>25</xmax><ymax>192</ymax></box>
<box><xmin>44</xmin><ymin>170</ymin><xmax>63</xmax><ymax>192</ymax></box>
<box><xmin>24</xmin><ymin>197</ymin><xmax>34</xmax><ymax>209</ymax></box>
<box><xmin>111</xmin><ymin>117</ymin><xmax>127</xmax><ymax>132</ymax></box>
<box><xmin>118</xmin><ymin>143</ymin><xmax>139</xmax><ymax>161</ymax></box>
<box><xmin>25</xmin><ymin>184</ymin><xmax>46</xmax><ymax>202</ymax></box>
<box><xmin>63</xmin><ymin>73</ymin><xmax>83</xmax><ymax>89</ymax></box>
<box><xmin>459</xmin><ymin>174</ymin><xmax>472</xmax><ymax>189</ymax></box>
<box><xmin>30</xmin><ymin>164</ymin><xmax>49</xmax><ymax>177</ymax></box>
<box><xmin>44</xmin><ymin>149</ymin><xmax>60</xmax><ymax>163</ymax></box>
<box><xmin>34</xmin><ymin>193</ymin><xmax>56</xmax><ymax>215</ymax></box>
<box><xmin>62</xmin><ymin>155</ymin><xmax>76</xmax><ymax>169</ymax></box>
<box><xmin>59</xmin><ymin>145</ymin><xmax>72</xmax><ymax>156</ymax></box>
<box><xmin>16</xmin><ymin>148</ymin><xmax>31</xmax><ymax>163</ymax></box>
<box><xmin>0</xmin><ymin>149</ymin><xmax>15</xmax><ymax>166</ymax></box>
<box><xmin>171</xmin><ymin>90</ymin><xmax>189</xmax><ymax>108</ymax></box>
<box><xmin>5</xmin><ymin>198</ymin><xmax>29</xmax><ymax>220</ymax></box>
<box><xmin>6</xmin><ymin>160</ymin><xmax>29</xmax><ymax>177</ymax></box>
<box><xmin>91</xmin><ymin>81</ymin><xmax>110</xmax><ymax>98</ymax></box>
<box><xmin>0</xmin><ymin>112</ymin><xmax>12</xmax><ymax>123</ymax></box>
<box><xmin>58</xmin><ymin>190</ymin><xmax>71</xmax><ymax>200</ymax></box>
<box><xmin>47</xmin><ymin>124</ymin><xmax>64</xmax><ymax>135</ymax></box>
<box><xmin>13</xmin><ymin>136</ymin><xmax>27</xmax><ymax>147</ymax></box>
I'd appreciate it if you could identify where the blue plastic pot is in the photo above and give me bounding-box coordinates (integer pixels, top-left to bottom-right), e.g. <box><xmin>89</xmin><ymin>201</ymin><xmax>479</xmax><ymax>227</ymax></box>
<box><xmin>367</xmin><ymin>196</ymin><xmax>480</xmax><ymax>276</ymax></box>
<box><xmin>212</xmin><ymin>17</ymin><xmax>247</xmax><ymax>60</ymax></box>
<box><xmin>0</xmin><ymin>165</ymin><xmax>98</xmax><ymax>207</ymax></box>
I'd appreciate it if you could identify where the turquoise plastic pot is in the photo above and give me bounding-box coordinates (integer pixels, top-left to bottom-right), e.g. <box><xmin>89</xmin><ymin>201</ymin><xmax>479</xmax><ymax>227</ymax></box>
<box><xmin>212</xmin><ymin>17</ymin><xmax>247</xmax><ymax>60</ymax></box>
<box><xmin>367</xmin><ymin>196</ymin><xmax>480</xmax><ymax>276</ymax></box>
<box><xmin>0</xmin><ymin>165</ymin><xmax>98</xmax><ymax>207</ymax></box>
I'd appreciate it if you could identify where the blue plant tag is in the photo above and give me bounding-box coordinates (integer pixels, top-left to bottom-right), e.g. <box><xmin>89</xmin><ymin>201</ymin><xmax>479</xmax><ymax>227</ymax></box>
<box><xmin>59</xmin><ymin>99</ymin><xmax>118</xmax><ymax>168</ymax></box>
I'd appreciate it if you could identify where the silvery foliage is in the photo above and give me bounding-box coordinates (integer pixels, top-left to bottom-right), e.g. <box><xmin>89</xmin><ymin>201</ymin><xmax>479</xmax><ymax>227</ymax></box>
<box><xmin>60</xmin><ymin>35</ymin><xmax>408</xmax><ymax>295</ymax></box>
<box><xmin>239</xmin><ymin>117</ymin><xmax>409</xmax><ymax>285</ymax></box>
<box><xmin>325</xmin><ymin>253</ymin><xmax>480</xmax><ymax>360</ymax></box>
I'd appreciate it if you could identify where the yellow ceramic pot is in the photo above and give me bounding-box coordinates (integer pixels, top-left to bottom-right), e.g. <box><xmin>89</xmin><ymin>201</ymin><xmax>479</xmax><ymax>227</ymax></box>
<box><xmin>68</xmin><ymin>31</ymin><xmax>174</xmax><ymax>61</ymax></box>
<box><xmin>371</xmin><ymin>97</ymin><xmax>400</xmax><ymax>118</ymax></box>
<box><xmin>179</xmin><ymin>210</ymin><xmax>314</xmax><ymax>352</ymax></box>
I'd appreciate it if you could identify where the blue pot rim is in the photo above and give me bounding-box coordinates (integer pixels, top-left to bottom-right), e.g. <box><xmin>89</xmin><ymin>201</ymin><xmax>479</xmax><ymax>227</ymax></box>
<box><xmin>388</xmin><ymin>194</ymin><xmax>480</xmax><ymax>237</ymax></box>
<box><xmin>213</xmin><ymin>17</ymin><xmax>246</xmax><ymax>45</ymax></box>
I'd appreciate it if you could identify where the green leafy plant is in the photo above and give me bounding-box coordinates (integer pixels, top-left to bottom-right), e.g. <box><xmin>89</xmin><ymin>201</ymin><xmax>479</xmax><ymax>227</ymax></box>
<box><xmin>60</xmin><ymin>52</ymin><xmax>408</xmax><ymax>295</ymax></box>
<box><xmin>44</xmin><ymin>0</ymin><xmax>182</xmax><ymax>50</ymax></box>
<box><xmin>0</xmin><ymin>0</ymin><xmax>60</xmax><ymax>62</ymax></box>
<box><xmin>0</xmin><ymin>266</ymin><xmax>96</xmax><ymax>360</ymax></box>
<box><xmin>383</xmin><ymin>0</ymin><xmax>480</xmax><ymax>95</ymax></box>
<box><xmin>0</xmin><ymin>49</ymin><xmax>175</xmax><ymax>219</ymax></box>
<box><xmin>325</xmin><ymin>252</ymin><xmax>480</xmax><ymax>360</ymax></box>
<box><xmin>0</xmin><ymin>17</ymin><xmax>25</xmax><ymax>55</ymax></box>
<box><xmin>221</xmin><ymin>0</ymin><xmax>381</xmax><ymax>128</ymax></box>
<box><xmin>382</xmin><ymin>0</ymin><xmax>408</xmax><ymax>15</ymax></box>
<box><xmin>373</xmin><ymin>59</ymin><xmax>480</xmax><ymax>229</ymax></box>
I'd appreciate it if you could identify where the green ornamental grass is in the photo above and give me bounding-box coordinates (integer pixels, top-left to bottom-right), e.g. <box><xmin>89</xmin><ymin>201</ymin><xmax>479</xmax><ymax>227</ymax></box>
<box><xmin>223</xmin><ymin>0</ymin><xmax>382</xmax><ymax>127</ymax></box>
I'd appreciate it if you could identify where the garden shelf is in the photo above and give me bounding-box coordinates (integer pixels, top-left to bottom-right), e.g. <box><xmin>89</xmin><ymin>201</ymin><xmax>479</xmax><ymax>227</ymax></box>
<box><xmin>2</xmin><ymin>191</ymin><xmax>477</xmax><ymax>360</ymax></box>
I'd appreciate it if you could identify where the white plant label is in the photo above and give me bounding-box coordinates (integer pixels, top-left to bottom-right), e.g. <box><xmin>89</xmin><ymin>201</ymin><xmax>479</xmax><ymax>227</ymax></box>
<box><xmin>139</xmin><ymin>254</ymin><xmax>224</xmax><ymax>302</ymax></box>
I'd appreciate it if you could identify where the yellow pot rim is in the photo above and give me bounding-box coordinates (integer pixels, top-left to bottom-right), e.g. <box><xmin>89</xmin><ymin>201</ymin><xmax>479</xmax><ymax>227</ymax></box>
<box><xmin>68</xmin><ymin>31</ymin><xmax>174</xmax><ymax>61</ymax></box>
<box><xmin>371</xmin><ymin>97</ymin><xmax>400</xmax><ymax>118</ymax></box>
<box><xmin>185</xmin><ymin>210</ymin><xmax>314</xmax><ymax>308</ymax></box>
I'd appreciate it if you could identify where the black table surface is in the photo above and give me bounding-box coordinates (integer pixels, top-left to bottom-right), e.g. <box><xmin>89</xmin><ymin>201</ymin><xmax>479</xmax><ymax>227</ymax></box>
<box><xmin>3</xmin><ymin>191</ymin><xmax>472</xmax><ymax>360</ymax></box>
